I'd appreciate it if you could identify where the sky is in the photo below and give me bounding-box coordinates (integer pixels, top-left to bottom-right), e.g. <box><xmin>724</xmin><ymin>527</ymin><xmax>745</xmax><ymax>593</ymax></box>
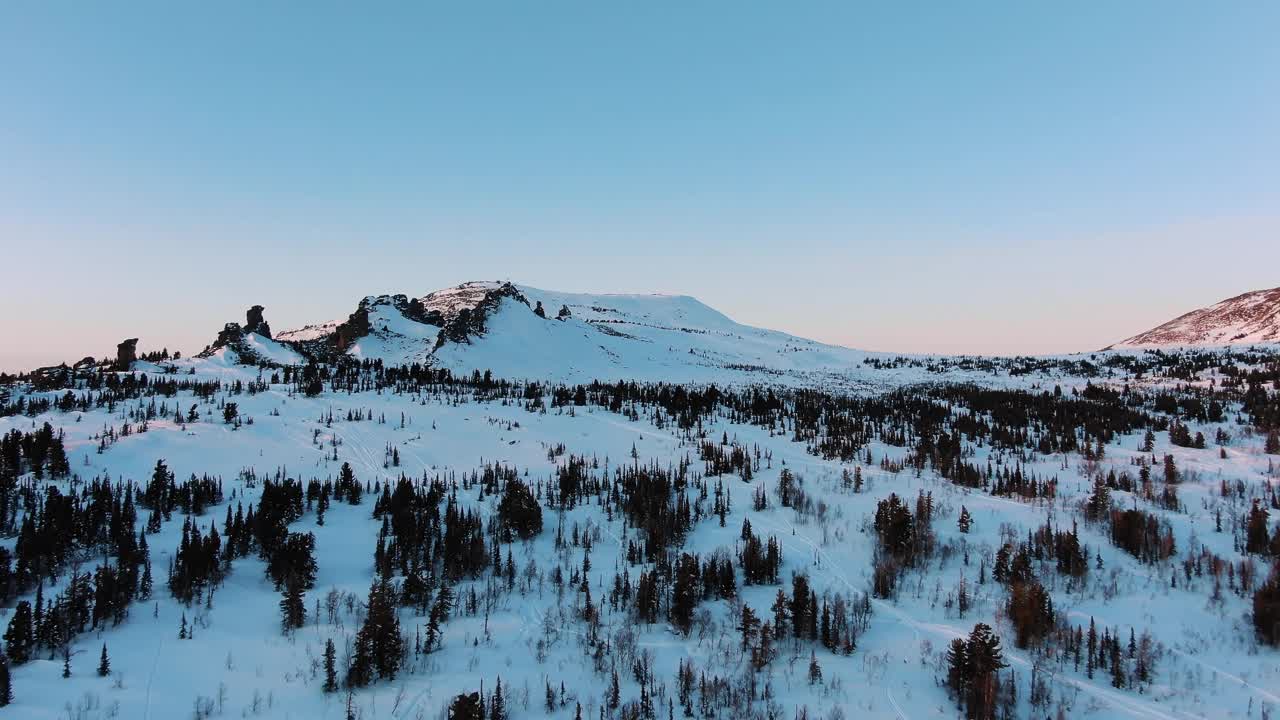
<box><xmin>2</xmin><ymin>2</ymin><xmax>1278</xmax><ymax>372</ymax></box>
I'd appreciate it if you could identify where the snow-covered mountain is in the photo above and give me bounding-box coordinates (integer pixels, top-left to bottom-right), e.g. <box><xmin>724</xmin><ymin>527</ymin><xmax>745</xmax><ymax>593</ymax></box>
<box><xmin>1108</xmin><ymin>286</ymin><xmax>1280</xmax><ymax>349</ymax></box>
<box><xmin>261</xmin><ymin>281</ymin><xmax>875</xmax><ymax>386</ymax></box>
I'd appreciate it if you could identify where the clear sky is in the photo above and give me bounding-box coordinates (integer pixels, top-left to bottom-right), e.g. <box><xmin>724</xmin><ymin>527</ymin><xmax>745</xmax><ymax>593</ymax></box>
<box><xmin>2</xmin><ymin>2</ymin><xmax>1278</xmax><ymax>372</ymax></box>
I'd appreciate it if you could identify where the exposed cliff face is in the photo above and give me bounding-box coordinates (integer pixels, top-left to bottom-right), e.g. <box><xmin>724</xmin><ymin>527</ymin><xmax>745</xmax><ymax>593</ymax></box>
<box><xmin>267</xmin><ymin>282</ymin><xmax>540</xmax><ymax>365</ymax></box>
<box><xmin>428</xmin><ymin>282</ymin><xmax>531</xmax><ymax>347</ymax></box>
<box><xmin>115</xmin><ymin>338</ymin><xmax>138</xmax><ymax>370</ymax></box>
<box><xmin>332</xmin><ymin>303</ymin><xmax>372</xmax><ymax>353</ymax></box>
<box><xmin>245</xmin><ymin>305</ymin><xmax>272</xmax><ymax>339</ymax></box>
<box><xmin>1109</xmin><ymin>287</ymin><xmax>1280</xmax><ymax>349</ymax></box>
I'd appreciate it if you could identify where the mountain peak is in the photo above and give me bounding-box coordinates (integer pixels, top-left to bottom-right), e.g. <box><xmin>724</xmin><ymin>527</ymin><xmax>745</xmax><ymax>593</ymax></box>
<box><xmin>1109</xmin><ymin>286</ymin><xmax>1280</xmax><ymax>349</ymax></box>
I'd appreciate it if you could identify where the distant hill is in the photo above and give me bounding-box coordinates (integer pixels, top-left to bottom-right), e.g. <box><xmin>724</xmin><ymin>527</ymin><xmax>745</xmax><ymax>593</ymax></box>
<box><xmin>1107</xmin><ymin>287</ymin><xmax>1280</xmax><ymax>349</ymax></box>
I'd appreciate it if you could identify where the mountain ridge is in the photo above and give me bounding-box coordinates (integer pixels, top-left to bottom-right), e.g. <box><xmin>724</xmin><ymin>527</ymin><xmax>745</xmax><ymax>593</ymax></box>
<box><xmin>1107</xmin><ymin>286</ymin><xmax>1280</xmax><ymax>349</ymax></box>
<box><xmin>210</xmin><ymin>281</ymin><xmax>876</xmax><ymax>387</ymax></box>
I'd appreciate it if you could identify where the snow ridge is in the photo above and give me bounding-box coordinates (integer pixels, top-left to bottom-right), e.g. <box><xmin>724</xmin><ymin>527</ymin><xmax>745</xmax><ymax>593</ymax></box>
<box><xmin>1109</xmin><ymin>286</ymin><xmax>1280</xmax><ymax>348</ymax></box>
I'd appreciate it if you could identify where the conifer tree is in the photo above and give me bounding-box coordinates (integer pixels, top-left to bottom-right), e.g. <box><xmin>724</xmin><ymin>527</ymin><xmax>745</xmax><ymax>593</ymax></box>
<box><xmin>3</xmin><ymin>602</ymin><xmax>32</xmax><ymax>664</ymax></box>
<box><xmin>945</xmin><ymin>637</ymin><xmax>968</xmax><ymax>699</ymax></box>
<box><xmin>426</xmin><ymin>582</ymin><xmax>454</xmax><ymax>652</ymax></box>
<box><xmin>490</xmin><ymin>676</ymin><xmax>507</xmax><ymax>720</ymax></box>
<box><xmin>140</xmin><ymin>560</ymin><xmax>153</xmax><ymax>601</ymax></box>
<box><xmin>807</xmin><ymin>651</ymin><xmax>822</xmax><ymax>685</ymax></box>
<box><xmin>669</xmin><ymin>553</ymin><xmax>700</xmax><ymax>634</ymax></box>
<box><xmin>348</xmin><ymin>579</ymin><xmax>403</xmax><ymax>686</ymax></box>
<box><xmin>281</xmin><ymin>581</ymin><xmax>306</xmax><ymax>631</ymax></box>
<box><xmin>323</xmin><ymin>639</ymin><xmax>338</xmax><ymax>692</ymax></box>
<box><xmin>1253</xmin><ymin>565</ymin><xmax>1280</xmax><ymax>646</ymax></box>
<box><xmin>0</xmin><ymin>653</ymin><xmax>11</xmax><ymax>706</ymax></box>
<box><xmin>945</xmin><ymin>623</ymin><xmax>1006</xmax><ymax>720</ymax></box>
<box><xmin>739</xmin><ymin>605</ymin><xmax>759</xmax><ymax>651</ymax></box>
<box><xmin>97</xmin><ymin>644</ymin><xmax>110</xmax><ymax>677</ymax></box>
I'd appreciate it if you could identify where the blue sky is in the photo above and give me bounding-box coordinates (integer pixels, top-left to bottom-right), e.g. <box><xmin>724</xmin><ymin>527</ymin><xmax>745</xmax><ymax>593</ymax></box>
<box><xmin>2</xmin><ymin>2</ymin><xmax>1278</xmax><ymax>370</ymax></box>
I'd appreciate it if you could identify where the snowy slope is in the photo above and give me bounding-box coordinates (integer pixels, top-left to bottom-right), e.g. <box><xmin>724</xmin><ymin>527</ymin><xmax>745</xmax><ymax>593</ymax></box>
<box><xmin>1109</xmin><ymin>286</ymin><xmax>1280</xmax><ymax>348</ymax></box>
<box><xmin>5</xmin><ymin>350</ymin><xmax>1280</xmax><ymax>720</ymax></box>
<box><xmin>263</xmin><ymin>281</ymin><xmax>882</xmax><ymax>387</ymax></box>
<box><xmin>344</xmin><ymin>295</ymin><xmax>440</xmax><ymax>366</ymax></box>
<box><xmin>274</xmin><ymin>320</ymin><xmax>340</xmax><ymax>343</ymax></box>
<box><xmin>428</xmin><ymin>285</ymin><xmax>873</xmax><ymax>386</ymax></box>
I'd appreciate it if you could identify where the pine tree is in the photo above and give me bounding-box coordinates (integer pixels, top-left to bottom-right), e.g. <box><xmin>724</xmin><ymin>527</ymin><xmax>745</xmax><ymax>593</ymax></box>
<box><xmin>739</xmin><ymin>605</ymin><xmax>759</xmax><ymax>651</ymax></box>
<box><xmin>3</xmin><ymin>602</ymin><xmax>32</xmax><ymax>664</ymax></box>
<box><xmin>945</xmin><ymin>637</ymin><xmax>969</xmax><ymax>701</ymax></box>
<box><xmin>323</xmin><ymin>639</ymin><xmax>338</xmax><ymax>692</ymax></box>
<box><xmin>790</xmin><ymin>574</ymin><xmax>812</xmax><ymax>639</ymax></box>
<box><xmin>426</xmin><ymin>582</ymin><xmax>454</xmax><ymax>652</ymax></box>
<box><xmin>280</xmin><ymin>581</ymin><xmax>306</xmax><ymax>631</ymax></box>
<box><xmin>1253</xmin><ymin>566</ymin><xmax>1280</xmax><ymax>646</ymax></box>
<box><xmin>497</xmin><ymin>480</ymin><xmax>543</xmax><ymax>540</ymax></box>
<box><xmin>140</xmin><ymin>560</ymin><xmax>153</xmax><ymax>601</ymax></box>
<box><xmin>669</xmin><ymin>553</ymin><xmax>700</xmax><ymax>634</ymax></box>
<box><xmin>0</xmin><ymin>653</ymin><xmax>11</xmax><ymax>706</ymax></box>
<box><xmin>960</xmin><ymin>623</ymin><xmax>1006</xmax><ymax>720</ymax></box>
<box><xmin>348</xmin><ymin>629</ymin><xmax>374</xmax><ymax>689</ymax></box>
<box><xmin>1110</xmin><ymin>639</ymin><xmax>1125</xmax><ymax>689</ymax></box>
<box><xmin>771</xmin><ymin>589</ymin><xmax>789</xmax><ymax>639</ymax></box>
<box><xmin>958</xmin><ymin>506</ymin><xmax>973</xmax><ymax>533</ymax></box>
<box><xmin>807</xmin><ymin>651</ymin><xmax>822</xmax><ymax>685</ymax></box>
<box><xmin>1246</xmin><ymin>501</ymin><xmax>1271</xmax><ymax>554</ymax></box>
<box><xmin>1086</xmin><ymin>617</ymin><xmax>1097</xmax><ymax>678</ymax></box>
<box><xmin>348</xmin><ymin>579</ymin><xmax>403</xmax><ymax>685</ymax></box>
<box><xmin>97</xmin><ymin>644</ymin><xmax>110</xmax><ymax>677</ymax></box>
<box><xmin>608</xmin><ymin>668</ymin><xmax>620</xmax><ymax>710</ymax></box>
<box><xmin>490</xmin><ymin>676</ymin><xmax>507</xmax><ymax>720</ymax></box>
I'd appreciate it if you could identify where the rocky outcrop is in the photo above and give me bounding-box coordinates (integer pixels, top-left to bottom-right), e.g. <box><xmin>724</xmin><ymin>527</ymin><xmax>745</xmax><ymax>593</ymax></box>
<box><xmin>556</xmin><ymin>304</ymin><xmax>572</xmax><ymax>320</ymax></box>
<box><xmin>404</xmin><ymin>297</ymin><xmax>447</xmax><ymax>327</ymax></box>
<box><xmin>115</xmin><ymin>338</ymin><xmax>138</xmax><ymax>370</ymax></box>
<box><xmin>434</xmin><ymin>282</ymin><xmax>531</xmax><ymax>347</ymax></box>
<box><xmin>215</xmin><ymin>323</ymin><xmax>246</xmax><ymax>348</ymax></box>
<box><xmin>333</xmin><ymin>304</ymin><xmax>372</xmax><ymax>352</ymax></box>
<box><xmin>196</xmin><ymin>305</ymin><xmax>279</xmax><ymax>363</ymax></box>
<box><xmin>270</xmin><ymin>281</ymin><xmax>538</xmax><ymax>360</ymax></box>
<box><xmin>245</xmin><ymin>305</ymin><xmax>272</xmax><ymax>338</ymax></box>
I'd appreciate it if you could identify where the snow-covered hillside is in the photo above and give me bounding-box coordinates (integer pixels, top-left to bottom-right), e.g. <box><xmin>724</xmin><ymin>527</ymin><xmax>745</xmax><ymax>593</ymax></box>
<box><xmin>4</xmin><ymin>291</ymin><xmax>1280</xmax><ymax>720</ymax></box>
<box><xmin>269</xmin><ymin>281</ymin><xmax>876</xmax><ymax>388</ymax></box>
<box><xmin>1108</xmin><ymin>286</ymin><xmax>1280</xmax><ymax>349</ymax></box>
